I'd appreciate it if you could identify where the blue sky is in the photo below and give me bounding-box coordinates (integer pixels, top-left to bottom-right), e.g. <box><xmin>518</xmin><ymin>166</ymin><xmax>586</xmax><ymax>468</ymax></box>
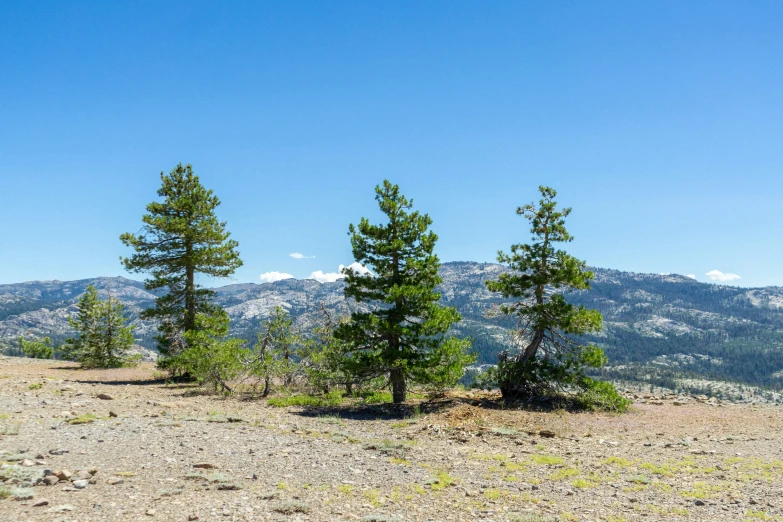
<box><xmin>1</xmin><ymin>1</ymin><xmax>782</xmax><ymax>287</ymax></box>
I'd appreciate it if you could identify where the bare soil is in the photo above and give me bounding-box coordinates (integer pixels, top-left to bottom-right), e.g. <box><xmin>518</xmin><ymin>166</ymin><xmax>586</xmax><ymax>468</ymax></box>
<box><xmin>1</xmin><ymin>357</ymin><xmax>782</xmax><ymax>522</ymax></box>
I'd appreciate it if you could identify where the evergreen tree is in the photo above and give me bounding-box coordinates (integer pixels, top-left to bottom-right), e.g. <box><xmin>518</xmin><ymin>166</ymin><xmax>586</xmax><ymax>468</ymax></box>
<box><xmin>334</xmin><ymin>180</ymin><xmax>474</xmax><ymax>404</ymax></box>
<box><xmin>249</xmin><ymin>306</ymin><xmax>302</xmax><ymax>397</ymax></box>
<box><xmin>63</xmin><ymin>285</ymin><xmax>135</xmax><ymax>368</ymax></box>
<box><xmin>120</xmin><ymin>164</ymin><xmax>242</xmax><ymax>367</ymax></box>
<box><xmin>486</xmin><ymin>186</ymin><xmax>626</xmax><ymax>409</ymax></box>
<box><xmin>178</xmin><ymin>311</ymin><xmax>247</xmax><ymax>394</ymax></box>
<box><xmin>18</xmin><ymin>336</ymin><xmax>54</xmax><ymax>359</ymax></box>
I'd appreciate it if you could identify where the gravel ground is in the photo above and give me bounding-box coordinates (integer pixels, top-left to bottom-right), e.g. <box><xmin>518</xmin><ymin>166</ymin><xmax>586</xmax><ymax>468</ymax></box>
<box><xmin>1</xmin><ymin>357</ymin><xmax>782</xmax><ymax>522</ymax></box>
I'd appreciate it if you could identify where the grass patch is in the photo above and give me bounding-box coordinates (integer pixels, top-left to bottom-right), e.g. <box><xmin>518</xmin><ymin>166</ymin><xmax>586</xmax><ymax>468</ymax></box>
<box><xmin>429</xmin><ymin>471</ymin><xmax>457</xmax><ymax>491</ymax></box>
<box><xmin>67</xmin><ymin>413</ymin><xmax>100</xmax><ymax>425</ymax></box>
<box><xmin>531</xmin><ymin>455</ymin><xmax>564</xmax><ymax>466</ymax></box>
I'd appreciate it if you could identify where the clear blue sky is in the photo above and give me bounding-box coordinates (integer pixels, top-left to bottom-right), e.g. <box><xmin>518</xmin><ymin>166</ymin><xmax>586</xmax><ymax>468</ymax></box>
<box><xmin>1</xmin><ymin>1</ymin><xmax>781</xmax><ymax>287</ymax></box>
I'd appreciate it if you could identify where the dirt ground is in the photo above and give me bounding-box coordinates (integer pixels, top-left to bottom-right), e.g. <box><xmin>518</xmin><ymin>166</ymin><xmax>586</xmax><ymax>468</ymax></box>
<box><xmin>1</xmin><ymin>357</ymin><xmax>782</xmax><ymax>522</ymax></box>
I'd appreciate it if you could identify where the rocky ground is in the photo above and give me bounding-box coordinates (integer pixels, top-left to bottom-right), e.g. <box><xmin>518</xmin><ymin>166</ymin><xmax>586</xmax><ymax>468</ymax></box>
<box><xmin>1</xmin><ymin>357</ymin><xmax>782</xmax><ymax>522</ymax></box>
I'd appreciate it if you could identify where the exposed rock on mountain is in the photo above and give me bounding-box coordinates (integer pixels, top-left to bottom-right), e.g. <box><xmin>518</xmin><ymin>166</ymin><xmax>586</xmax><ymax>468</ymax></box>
<box><xmin>2</xmin><ymin>262</ymin><xmax>782</xmax><ymax>390</ymax></box>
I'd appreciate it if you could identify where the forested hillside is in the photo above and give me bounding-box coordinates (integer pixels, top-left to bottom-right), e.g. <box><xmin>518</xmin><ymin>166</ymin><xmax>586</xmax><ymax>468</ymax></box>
<box><xmin>2</xmin><ymin>262</ymin><xmax>782</xmax><ymax>390</ymax></box>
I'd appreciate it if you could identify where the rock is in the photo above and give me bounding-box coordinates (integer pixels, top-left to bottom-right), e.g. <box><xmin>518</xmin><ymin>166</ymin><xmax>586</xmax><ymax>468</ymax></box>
<box><xmin>109</xmin><ymin>411</ymin><xmax>118</xmax><ymax>418</ymax></box>
<box><xmin>193</xmin><ymin>463</ymin><xmax>217</xmax><ymax>469</ymax></box>
<box><xmin>146</xmin><ymin>508</ymin><xmax>156</xmax><ymax>516</ymax></box>
<box><xmin>89</xmin><ymin>467</ymin><xmax>99</xmax><ymax>475</ymax></box>
<box><xmin>20</xmin><ymin>459</ymin><xmax>35</xmax><ymax>467</ymax></box>
<box><xmin>538</xmin><ymin>430</ymin><xmax>556</xmax><ymax>438</ymax></box>
<box><xmin>43</xmin><ymin>476</ymin><xmax>59</xmax><ymax>486</ymax></box>
<box><xmin>72</xmin><ymin>479</ymin><xmax>89</xmax><ymax>489</ymax></box>
<box><xmin>61</xmin><ymin>386</ymin><xmax>75</xmax><ymax>392</ymax></box>
<box><xmin>672</xmin><ymin>400</ymin><xmax>688</xmax><ymax>406</ymax></box>
<box><xmin>107</xmin><ymin>477</ymin><xmax>124</xmax><ymax>485</ymax></box>
<box><xmin>48</xmin><ymin>504</ymin><xmax>75</xmax><ymax>513</ymax></box>
<box><xmin>97</xmin><ymin>393</ymin><xmax>114</xmax><ymax>400</ymax></box>
<box><xmin>73</xmin><ymin>470</ymin><xmax>92</xmax><ymax>480</ymax></box>
<box><xmin>49</xmin><ymin>449</ymin><xmax>69</xmax><ymax>455</ymax></box>
<box><xmin>188</xmin><ymin>515</ymin><xmax>199</xmax><ymax>521</ymax></box>
<box><xmin>694</xmin><ymin>500</ymin><xmax>706</xmax><ymax>506</ymax></box>
<box><xmin>32</xmin><ymin>499</ymin><xmax>49</xmax><ymax>507</ymax></box>
<box><xmin>55</xmin><ymin>469</ymin><xmax>72</xmax><ymax>481</ymax></box>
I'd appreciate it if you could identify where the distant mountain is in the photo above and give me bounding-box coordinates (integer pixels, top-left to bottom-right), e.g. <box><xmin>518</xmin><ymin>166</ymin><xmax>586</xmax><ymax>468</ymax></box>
<box><xmin>2</xmin><ymin>262</ymin><xmax>782</xmax><ymax>391</ymax></box>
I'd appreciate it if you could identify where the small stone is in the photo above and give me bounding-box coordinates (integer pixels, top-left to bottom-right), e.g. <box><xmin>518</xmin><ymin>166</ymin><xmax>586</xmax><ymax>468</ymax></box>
<box><xmin>55</xmin><ymin>469</ymin><xmax>72</xmax><ymax>481</ymax></box>
<box><xmin>193</xmin><ymin>463</ymin><xmax>217</xmax><ymax>469</ymax></box>
<box><xmin>188</xmin><ymin>515</ymin><xmax>199</xmax><ymax>521</ymax></box>
<box><xmin>48</xmin><ymin>504</ymin><xmax>75</xmax><ymax>513</ymax></box>
<box><xmin>107</xmin><ymin>477</ymin><xmax>124</xmax><ymax>485</ymax></box>
<box><xmin>538</xmin><ymin>430</ymin><xmax>556</xmax><ymax>438</ymax></box>
<box><xmin>97</xmin><ymin>393</ymin><xmax>114</xmax><ymax>400</ymax></box>
<box><xmin>89</xmin><ymin>467</ymin><xmax>99</xmax><ymax>475</ymax></box>
<box><xmin>20</xmin><ymin>459</ymin><xmax>35</xmax><ymax>467</ymax></box>
<box><xmin>49</xmin><ymin>449</ymin><xmax>69</xmax><ymax>455</ymax></box>
<box><xmin>43</xmin><ymin>476</ymin><xmax>59</xmax><ymax>486</ymax></box>
<box><xmin>146</xmin><ymin>508</ymin><xmax>156</xmax><ymax>516</ymax></box>
<box><xmin>72</xmin><ymin>479</ymin><xmax>89</xmax><ymax>489</ymax></box>
<box><xmin>109</xmin><ymin>411</ymin><xmax>118</xmax><ymax>418</ymax></box>
<box><xmin>32</xmin><ymin>499</ymin><xmax>49</xmax><ymax>507</ymax></box>
<box><xmin>694</xmin><ymin>500</ymin><xmax>706</xmax><ymax>506</ymax></box>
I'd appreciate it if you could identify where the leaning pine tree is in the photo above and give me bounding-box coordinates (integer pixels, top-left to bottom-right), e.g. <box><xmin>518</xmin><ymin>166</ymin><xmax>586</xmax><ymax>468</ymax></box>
<box><xmin>486</xmin><ymin>186</ymin><xmax>628</xmax><ymax>411</ymax></box>
<box><xmin>120</xmin><ymin>164</ymin><xmax>242</xmax><ymax>371</ymax></box>
<box><xmin>334</xmin><ymin>180</ymin><xmax>474</xmax><ymax>404</ymax></box>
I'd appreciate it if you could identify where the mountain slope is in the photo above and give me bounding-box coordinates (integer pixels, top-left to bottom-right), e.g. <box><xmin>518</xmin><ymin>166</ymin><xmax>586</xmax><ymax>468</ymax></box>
<box><xmin>2</xmin><ymin>262</ymin><xmax>782</xmax><ymax>390</ymax></box>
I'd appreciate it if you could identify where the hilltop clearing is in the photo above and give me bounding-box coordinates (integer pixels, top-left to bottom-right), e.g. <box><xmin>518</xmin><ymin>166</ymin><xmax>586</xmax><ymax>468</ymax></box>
<box><xmin>1</xmin><ymin>357</ymin><xmax>782</xmax><ymax>521</ymax></box>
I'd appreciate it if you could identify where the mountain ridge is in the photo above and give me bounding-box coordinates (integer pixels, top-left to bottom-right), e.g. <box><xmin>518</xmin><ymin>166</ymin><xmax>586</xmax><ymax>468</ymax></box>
<box><xmin>2</xmin><ymin>261</ymin><xmax>783</xmax><ymax>392</ymax></box>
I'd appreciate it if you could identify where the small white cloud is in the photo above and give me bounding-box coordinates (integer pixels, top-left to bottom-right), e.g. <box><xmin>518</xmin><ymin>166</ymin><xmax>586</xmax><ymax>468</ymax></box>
<box><xmin>705</xmin><ymin>270</ymin><xmax>741</xmax><ymax>282</ymax></box>
<box><xmin>308</xmin><ymin>262</ymin><xmax>372</xmax><ymax>283</ymax></box>
<box><xmin>686</xmin><ymin>274</ymin><xmax>697</xmax><ymax>280</ymax></box>
<box><xmin>290</xmin><ymin>252</ymin><xmax>315</xmax><ymax>259</ymax></box>
<box><xmin>259</xmin><ymin>271</ymin><xmax>294</xmax><ymax>283</ymax></box>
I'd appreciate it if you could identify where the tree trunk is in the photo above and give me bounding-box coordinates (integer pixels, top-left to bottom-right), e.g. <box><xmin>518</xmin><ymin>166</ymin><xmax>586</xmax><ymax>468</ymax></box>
<box><xmin>345</xmin><ymin>382</ymin><xmax>353</xmax><ymax>396</ymax></box>
<box><xmin>390</xmin><ymin>367</ymin><xmax>407</xmax><ymax>404</ymax></box>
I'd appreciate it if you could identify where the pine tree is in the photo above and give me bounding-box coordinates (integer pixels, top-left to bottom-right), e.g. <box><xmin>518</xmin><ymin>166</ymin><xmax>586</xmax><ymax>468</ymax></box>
<box><xmin>18</xmin><ymin>336</ymin><xmax>54</xmax><ymax>359</ymax></box>
<box><xmin>120</xmin><ymin>164</ymin><xmax>242</xmax><ymax>367</ymax></box>
<box><xmin>334</xmin><ymin>180</ymin><xmax>474</xmax><ymax>404</ymax></box>
<box><xmin>178</xmin><ymin>311</ymin><xmax>247</xmax><ymax>394</ymax></box>
<box><xmin>250</xmin><ymin>306</ymin><xmax>302</xmax><ymax>397</ymax></box>
<box><xmin>63</xmin><ymin>285</ymin><xmax>135</xmax><ymax>368</ymax></box>
<box><xmin>486</xmin><ymin>186</ymin><xmax>627</xmax><ymax>410</ymax></box>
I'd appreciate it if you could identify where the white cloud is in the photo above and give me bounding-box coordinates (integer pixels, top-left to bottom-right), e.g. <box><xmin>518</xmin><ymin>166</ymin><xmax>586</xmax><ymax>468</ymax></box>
<box><xmin>259</xmin><ymin>271</ymin><xmax>294</xmax><ymax>283</ymax></box>
<box><xmin>290</xmin><ymin>252</ymin><xmax>315</xmax><ymax>259</ymax></box>
<box><xmin>686</xmin><ymin>274</ymin><xmax>697</xmax><ymax>280</ymax></box>
<box><xmin>705</xmin><ymin>270</ymin><xmax>741</xmax><ymax>282</ymax></box>
<box><xmin>308</xmin><ymin>262</ymin><xmax>372</xmax><ymax>283</ymax></box>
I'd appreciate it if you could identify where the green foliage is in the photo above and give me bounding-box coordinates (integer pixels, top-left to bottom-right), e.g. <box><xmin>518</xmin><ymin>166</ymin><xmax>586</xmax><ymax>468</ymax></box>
<box><xmin>247</xmin><ymin>306</ymin><xmax>303</xmax><ymax>396</ymax></box>
<box><xmin>298</xmin><ymin>305</ymin><xmax>354</xmax><ymax>393</ymax></box>
<box><xmin>486</xmin><ymin>186</ymin><xmax>621</xmax><ymax>408</ymax></box>
<box><xmin>334</xmin><ymin>180</ymin><xmax>475</xmax><ymax>403</ymax></box>
<box><xmin>177</xmin><ymin>311</ymin><xmax>248</xmax><ymax>393</ymax></box>
<box><xmin>18</xmin><ymin>336</ymin><xmax>53</xmax><ymax>359</ymax></box>
<box><xmin>61</xmin><ymin>285</ymin><xmax>135</xmax><ymax>368</ymax></box>
<box><xmin>120</xmin><ymin>163</ymin><xmax>242</xmax><ymax>367</ymax></box>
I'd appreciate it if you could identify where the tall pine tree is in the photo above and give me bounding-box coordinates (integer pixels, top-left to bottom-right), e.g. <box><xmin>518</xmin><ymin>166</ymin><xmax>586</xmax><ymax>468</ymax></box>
<box><xmin>486</xmin><ymin>186</ymin><xmax>627</xmax><ymax>410</ymax></box>
<box><xmin>120</xmin><ymin>164</ymin><xmax>242</xmax><ymax>366</ymax></box>
<box><xmin>334</xmin><ymin>180</ymin><xmax>474</xmax><ymax>404</ymax></box>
